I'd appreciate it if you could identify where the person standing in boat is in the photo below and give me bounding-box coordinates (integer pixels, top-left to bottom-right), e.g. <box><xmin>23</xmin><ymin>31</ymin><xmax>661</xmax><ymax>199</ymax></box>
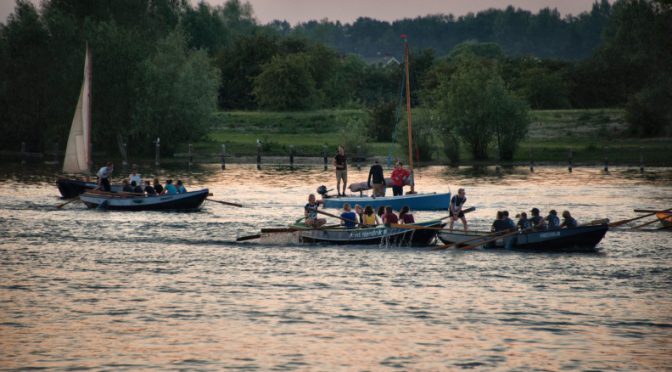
<box><xmin>390</xmin><ymin>162</ymin><xmax>410</xmax><ymax>196</ymax></box>
<box><xmin>96</xmin><ymin>162</ymin><xmax>113</xmax><ymax>192</ymax></box>
<box><xmin>333</xmin><ymin>145</ymin><xmax>348</xmax><ymax>197</ymax></box>
<box><xmin>305</xmin><ymin>194</ymin><xmax>326</xmax><ymax>227</ymax></box>
<box><xmin>382</xmin><ymin>206</ymin><xmax>398</xmax><ymax>225</ymax></box>
<box><xmin>449</xmin><ymin>188</ymin><xmax>468</xmax><ymax>231</ymax></box>
<box><xmin>546</xmin><ymin>210</ymin><xmax>561</xmax><ymax>230</ymax></box>
<box><xmin>367</xmin><ymin>159</ymin><xmax>386</xmax><ymax>197</ymax></box>
<box><xmin>560</xmin><ymin>210</ymin><xmax>578</xmax><ymax>228</ymax></box>
<box><xmin>530</xmin><ymin>208</ymin><xmax>547</xmax><ymax>231</ymax></box>
<box><xmin>340</xmin><ymin>203</ymin><xmax>358</xmax><ymax>229</ymax></box>
<box><xmin>129</xmin><ymin>165</ymin><xmax>142</xmax><ymax>188</ymax></box>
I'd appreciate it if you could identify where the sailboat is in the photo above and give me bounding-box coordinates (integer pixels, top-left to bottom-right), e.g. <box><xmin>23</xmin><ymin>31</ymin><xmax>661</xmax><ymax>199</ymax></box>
<box><xmin>321</xmin><ymin>36</ymin><xmax>451</xmax><ymax>211</ymax></box>
<box><xmin>56</xmin><ymin>45</ymin><xmax>120</xmax><ymax>198</ymax></box>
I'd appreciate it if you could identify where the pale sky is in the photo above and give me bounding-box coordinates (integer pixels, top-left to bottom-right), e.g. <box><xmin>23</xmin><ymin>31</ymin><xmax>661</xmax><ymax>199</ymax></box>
<box><xmin>0</xmin><ymin>0</ymin><xmax>598</xmax><ymax>25</ymax></box>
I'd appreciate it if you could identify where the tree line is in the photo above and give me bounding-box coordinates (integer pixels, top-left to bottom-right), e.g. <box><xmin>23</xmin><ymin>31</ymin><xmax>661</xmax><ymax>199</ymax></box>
<box><xmin>0</xmin><ymin>0</ymin><xmax>669</xmax><ymax>161</ymax></box>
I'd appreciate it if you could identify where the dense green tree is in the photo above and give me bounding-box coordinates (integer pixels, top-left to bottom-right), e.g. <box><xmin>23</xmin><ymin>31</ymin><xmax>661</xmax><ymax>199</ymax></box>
<box><xmin>253</xmin><ymin>53</ymin><xmax>317</xmax><ymax>110</ymax></box>
<box><xmin>367</xmin><ymin>101</ymin><xmax>397</xmax><ymax>141</ymax></box>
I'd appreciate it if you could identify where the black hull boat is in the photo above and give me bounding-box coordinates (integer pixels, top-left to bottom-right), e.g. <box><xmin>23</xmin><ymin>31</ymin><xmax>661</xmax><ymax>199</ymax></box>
<box><xmin>79</xmin><ymin>189</ymin><xmax>209</xmax><ymax>211</ymax></box>
<box><xmin>438</xmin><ymin>225</ymin><xmax>609</xmax><ymax>252</ymax></box>
<box><xmin>57</xmin><ymin>177</ymin><xmax>122</xmax><ymax>199</ymax></box>
<box><xmin>290</xmin><ymin>219</ymin><xmax>443</xmax><ymax>246</ymax></box>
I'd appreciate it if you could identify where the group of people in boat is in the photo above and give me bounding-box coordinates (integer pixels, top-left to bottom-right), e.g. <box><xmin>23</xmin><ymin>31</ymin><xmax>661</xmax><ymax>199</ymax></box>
<box><xmin>304</xmin><ymin>194</ymin><xmax>415</xmax><ymax>229</ymax></box>
<box><xmin>97</xmin><ymin>162</ymin><xmax>187</xmax><ymax>196</ymax></box>
<box><xmin>332</xmin><ymin>145</ymin><xmax>412</xmax><ymax>197</ymax></box>
<box><xmin>492</xmin><ymin>208</ymin><xmax>578</xmax><ymax>233</ymax></box>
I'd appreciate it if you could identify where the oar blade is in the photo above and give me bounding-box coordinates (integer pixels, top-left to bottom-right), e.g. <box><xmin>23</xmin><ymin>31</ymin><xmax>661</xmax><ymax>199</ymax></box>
<box><xmin>236</xmin><ymin>234</ymin><xmax>261</xmax><ymax>242</ymax></box>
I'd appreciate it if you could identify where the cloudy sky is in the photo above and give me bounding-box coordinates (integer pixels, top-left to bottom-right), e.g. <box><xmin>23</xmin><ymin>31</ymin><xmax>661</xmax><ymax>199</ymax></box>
<box><xmin>1</xmin><ymin>0</ymin><xmax>597</xmax><ymax>25</ymax></box>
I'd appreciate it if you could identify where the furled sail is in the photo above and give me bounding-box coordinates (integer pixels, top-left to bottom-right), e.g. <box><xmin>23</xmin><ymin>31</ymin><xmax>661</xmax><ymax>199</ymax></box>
<box><xmin>63</xmin><ymin>46</ymin><xmax>91</xmax><ymax>174</ymax></box>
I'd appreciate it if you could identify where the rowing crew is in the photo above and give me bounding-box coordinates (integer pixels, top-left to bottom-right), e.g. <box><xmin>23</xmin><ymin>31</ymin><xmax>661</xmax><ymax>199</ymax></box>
<box><xmin>304</xmin><ymin>194</ymin><xmax>415</xmax><ymax>228</ymax></box>
<box><xmin>492</xmin><ymin>208</ymin><xmax>578</xmax><ymax>233</ymax></box>
<box><xmin>120</xmin><ymin>178</ymin><xmax>187</xmax><ymax>196</ymax></box>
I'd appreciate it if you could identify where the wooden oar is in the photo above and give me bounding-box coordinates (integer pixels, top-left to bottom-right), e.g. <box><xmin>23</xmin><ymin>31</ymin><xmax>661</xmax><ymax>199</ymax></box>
<box><xmin>609</xmin><ymin>209</ymin><xmax>672</xmax><ymax>228</ymax></box>
<box><xmin>207</xmin><ymin>198</ymin><xmax>243</xmax><ymax>208</ymax></box>
<box><xmin>438</xmin><ymin>206</ymin><xmax>476</xmax><ymax>220</ymax></box>
<box><xmin>316</xmin><ymin>209</ymin><xmax>360</xmax><ymax>226</ymax></box>
<box><xmin>634</xmin><ymin>208</ymin><xmax>672</xmax><ymax>214</ymax></box>
<box><xmin>630</xmin><ymin>219</ymin><xmax>660</xmax><ymax>230</ymax></box>
<box><xmin>56</xmin><ymin>197</ymin><xmax>80</xmax><ymax>209</ymax></box>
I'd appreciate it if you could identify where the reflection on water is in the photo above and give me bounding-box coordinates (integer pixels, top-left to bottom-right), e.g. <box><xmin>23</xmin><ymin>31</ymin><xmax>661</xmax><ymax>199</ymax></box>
<box><xmin>1</xmin><ymin>164</ymin><xmax>671</xmax><ymax>370</ymax></box>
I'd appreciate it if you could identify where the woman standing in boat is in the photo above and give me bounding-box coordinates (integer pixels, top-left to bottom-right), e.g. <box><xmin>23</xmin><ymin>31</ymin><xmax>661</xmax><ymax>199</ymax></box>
<box><xmin>333</xmin><ymin>145</ymin><xmax>347</xmax><ymax>196</ymax></box>
<box><xmin>305</xmin><ymin>194</ymin><xmax>326</xmax><ymax>227</ymax></box>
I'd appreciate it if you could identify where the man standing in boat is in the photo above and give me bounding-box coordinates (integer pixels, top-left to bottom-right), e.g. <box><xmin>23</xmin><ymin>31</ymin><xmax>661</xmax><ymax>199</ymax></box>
<box><xmin>390</xmin><ymin>161</ymin><xmax>410</xmax><ymax>196</ymax></box>
<box><xmin>305</xmin><ymin>194</ymin><xmax>326</xmax><ymax>227</ymax></box>
<box><xmin>449</xmin><ymin>188</ymin><xmax>468</xmax><ymax>231</ymax></box>
<box><xmin>97</xmin><ymin>162</ymin><xmax>113</xmax><ymax>192</ymax></box>
<box><xmin>367</xmin><ymin>159</ymin><xmax>385</xmax><ymax>197</ymax></box>
<box><xmin>333</xmin><ymin>145</ymin><xmax>347</xmax><ymax>196</ymax></box>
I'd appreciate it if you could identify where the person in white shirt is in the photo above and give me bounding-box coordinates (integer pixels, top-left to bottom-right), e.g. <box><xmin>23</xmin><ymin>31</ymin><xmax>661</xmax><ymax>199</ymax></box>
<box><xmin>97</xmin><ymin>162</ymin><xmax>113</xmax><ymax>191</ymax></box>
<box><xmin>129</xmin><ymin>165</ymin><xmax>142</xmax><ymax>187</ymax></box>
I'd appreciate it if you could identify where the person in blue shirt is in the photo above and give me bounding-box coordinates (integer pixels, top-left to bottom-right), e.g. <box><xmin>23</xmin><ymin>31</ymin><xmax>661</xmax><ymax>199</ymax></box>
<box><xmin>530</xmin><ymin>208</ymin><xmax>547</xmax><ymax>231</ymax></box>
<box><xmin>516</xmin><ymin>212</ymin><xmax>530</xmax><ymax>230</ymax></box>
<box><xmin>164</xmin><ymin>179</ymin><xmax>178</xmax><ymax>195</ymax></box>
<box><xmin>176</xmin><ymin>180</ymin><xmax>187</xmax><ymax>194</ymax></box>
<box><xmin>561</xmin><ymin>210</ymin><xmax>578</xmax><ymax>228</ymax></box>
<box><xmin>546</xmin><ymin>210</ymin><xmax>561</xmax><ymax>230</ymax></box>
<box><xmin>340</xmin><ymin>203</ymin><xmax>358</xmax><ymax>229</ymax></box>
<box><xmin>502</xmin><ymin>210</ymin><xmax>516</xmax><ymax>231</ymax></box>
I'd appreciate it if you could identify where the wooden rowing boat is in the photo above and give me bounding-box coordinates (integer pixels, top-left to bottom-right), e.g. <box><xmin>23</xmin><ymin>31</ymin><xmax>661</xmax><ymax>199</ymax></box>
<box><xmin>437</xmin><ymin>224</ymin><xmax>609</xmax><ymax>252</ymax></box>
<box><xmin>289</xmin><ymin>219</ymin><xmax>444</xmax><ymax>246</ymax></box>
<box><xmin>657</xmin><ymin>212</ymin><xmax>672</xmax><ymax>228</ymax></box>
<box><xmin>79</xmin><ymin>189</ymin><xmax>209</xmax><ymax>211</ymax></box>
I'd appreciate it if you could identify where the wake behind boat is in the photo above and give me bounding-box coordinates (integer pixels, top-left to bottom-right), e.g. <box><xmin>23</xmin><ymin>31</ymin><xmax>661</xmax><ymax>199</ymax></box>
<box><xmin>80</xmin><ymin>189</ymin><xmax>209</xmax><ymax>211</ymax></box>
<box><xmin>438</xmin><ymin>224</ymin><xmax>609</xmax><ymax>252</ymax></box>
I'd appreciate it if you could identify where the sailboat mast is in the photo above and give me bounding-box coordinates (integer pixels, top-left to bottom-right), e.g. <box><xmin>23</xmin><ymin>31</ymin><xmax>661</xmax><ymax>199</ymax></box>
<box><xmin>403</xmin><ymin>36</ymin><xmax>415</xmax><ymax>193</ymax></box>
<box><xmin>85</xmin><ymin>44</ymin><xmax>92</xmax><ymax>174</ymax></box>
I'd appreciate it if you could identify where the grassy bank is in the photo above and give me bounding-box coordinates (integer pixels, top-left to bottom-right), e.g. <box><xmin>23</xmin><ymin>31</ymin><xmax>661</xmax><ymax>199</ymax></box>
<box><xmin>184</xmin><ymin>108</ymin><xmax>671</xmax><ymax>166</ymax></box>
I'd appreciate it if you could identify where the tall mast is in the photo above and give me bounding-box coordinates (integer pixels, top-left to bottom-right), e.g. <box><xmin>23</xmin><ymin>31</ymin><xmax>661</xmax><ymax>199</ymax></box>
<box><xmin>85</xmin><ymin>43</ymin><xmax>93</xmax><ymax>174</ymax></box>
<box><xmin>403</xmin><ymin>35</ymin><xmax>415</xmax><ymax>193</ymax></box>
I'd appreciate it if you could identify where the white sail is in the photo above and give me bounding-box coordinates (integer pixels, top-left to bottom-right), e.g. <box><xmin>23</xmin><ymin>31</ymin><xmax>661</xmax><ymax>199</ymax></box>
<box><xmin>63</xmin><ymin>46</ymin><xmax>91</xmax><ymax>174</ymax></box>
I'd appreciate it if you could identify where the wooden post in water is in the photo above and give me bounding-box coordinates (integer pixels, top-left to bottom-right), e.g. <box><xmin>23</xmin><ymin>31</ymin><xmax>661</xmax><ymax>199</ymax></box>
<box><xmin>21</xmin><ymin>142</ymin><xmax>26</xmax><ymax>165</ymax></box>
<box><xmin>220</xmin><ymin>144</ymin><xmax>226</xmax><ymax>170</ymax></box>
<box><xmin>256</xmin><ymin>139</ymin><xmax>261</xmax><ymax>170</ymax></box>
<box><xmin>603</xmin><ymin>146</ymin><xmax>609</xmax><ymax>172</ymax></box>
<box><xmin>154</xmin><ymin>137</ymin><xmax>160</xmax><ymax>168</ymax></box>
<box><xmin>568</xmin><ymin>147</ymin><xmax>573</xmax><ymax>173</ymax></box>
<box><xmin>639</xmin><ymin>146</ymin><xmax>644</xmax><ymax>174</ymax></box>
<box><xmin>529</xmin><ymin>148</ymin><xmax>534</xmax><ymax>172</ymax></box>
<box><xmin>289</xmin><ymin>145</ymin><xmax>294</xmax><ymax>169</ymax></box>
<box><xmin>322</xmin><ymin>145</ymin><xmax>328</xmax><ymax>171</ymax></box>
<box><xmin>356</xmin><ymin>145</ymin><xmax>361</xmax><ymax>170</ymax></box>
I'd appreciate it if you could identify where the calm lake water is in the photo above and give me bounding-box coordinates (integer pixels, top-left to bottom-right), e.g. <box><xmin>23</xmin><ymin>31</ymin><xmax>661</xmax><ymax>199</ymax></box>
<box><xmin>1</xmin><ymin>164</ymin><xmax>671</xmax><ymax>370</ymax></box>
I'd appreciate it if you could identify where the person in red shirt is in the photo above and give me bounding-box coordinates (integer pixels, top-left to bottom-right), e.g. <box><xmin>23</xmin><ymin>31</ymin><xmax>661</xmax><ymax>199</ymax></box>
<box><xmin>382</xmin><ymin>206</ymin><xmax>399</xmax><ymax>225</ymax></box>
<box><xmin>390</xmin><ymin>161</ymin><xmax>410</xmax><ymax>196</ymax></box>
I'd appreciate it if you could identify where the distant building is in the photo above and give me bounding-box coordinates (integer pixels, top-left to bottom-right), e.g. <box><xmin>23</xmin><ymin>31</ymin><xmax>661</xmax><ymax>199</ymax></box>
<box><xmin>362</xmin><ymin>56</ymin><xmax>401</xmax><ymax>67</ymax></box>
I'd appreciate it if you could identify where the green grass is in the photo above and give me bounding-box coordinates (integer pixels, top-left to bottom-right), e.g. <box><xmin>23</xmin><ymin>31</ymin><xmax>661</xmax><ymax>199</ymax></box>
<box><xmin>182</xmin><ymin>108</ymin><xmax>672</xmax><ymax>165</ymax></box>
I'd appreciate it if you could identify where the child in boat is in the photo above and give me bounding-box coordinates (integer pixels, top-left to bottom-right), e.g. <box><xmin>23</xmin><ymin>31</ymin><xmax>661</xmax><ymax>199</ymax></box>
<box><xmin>361</xmin><ymin>206</ymin><xmax>380</xmax><ymax>226</ymax></box>
<box><xmin>340</xmin><ymin>203</ymin><xmax>358</xmax><ymax>229</ymax></box>
<box><xmin>399</xmin><ymin>206</ymin><xmax>415</xmax><ymax>223</ymax></box>
<box><xmin>305</xmin><ymin>194</ymin><xmax>326</xmax><ymax>227</ymax></box>
<box><xmin>561</xmin><ymin>210</ymin><xmax>578</xmax><ymax>228</ymax></box>
<box><xmin>382</xmin><ymin>206</ymin><xmax>399</xmax><ymax>225</ymax></box>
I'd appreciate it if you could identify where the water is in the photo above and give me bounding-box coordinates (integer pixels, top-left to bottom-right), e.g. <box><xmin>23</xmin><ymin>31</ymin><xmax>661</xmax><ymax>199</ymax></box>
<box><xmin>1</xmin><ymin>164</ymin><xmax>671</xmax><ymax>370</ymax></box>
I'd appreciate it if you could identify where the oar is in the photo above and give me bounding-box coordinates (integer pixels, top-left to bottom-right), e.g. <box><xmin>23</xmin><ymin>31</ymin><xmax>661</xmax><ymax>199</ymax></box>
<box><xmin>456</xmin><ymin>229</ymin><xmax>525</xmax><ymax>251</ymax></box>
<box><xmin>634</xmin><ymin>208</ymin><xmax>672</xmax><ymax>214</ymax></box>
<box><xmin>609</xmin><ymin>209</ymin><xmax>672</xmax><ymax>228</ymax></box>
<box><xmin>316</xmin><ymin>209</ymin><xmax>360</xmax><ymax>226</ymax></box>
<box><xmin>56</xmin><ymin>197</ymin><xmax>80</xmax><ymax>209</ymax></box>
<box><xmin>207</xmin><ymin>198</ymin><xmax>243</xmax><ymax>208</ymax></box>
<box><xmin>630</xmin><ymin>219</ymin><xmax>660</xmax><ymax>230</ymax></box>
<box><xmin>438</xmin><ymin>206</ymin><xmax>476</xmax><ymax>220</ymax></box>
<box><xmin>432</xmin><ymin>230</ymin><xmax>508</xmax><ymax>251</ymax></box>
<box><xmin>390</xmin><ymin>223</ymin><xmax>456</xmax><ymax>231</ymax></box>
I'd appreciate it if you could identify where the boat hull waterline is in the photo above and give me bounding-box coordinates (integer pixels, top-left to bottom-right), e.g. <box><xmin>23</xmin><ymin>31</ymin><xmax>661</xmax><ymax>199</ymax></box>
<box><xmin>80</xmin><ymin>189</ymin><xmax>209</xmax><ymax>211</ymax></box>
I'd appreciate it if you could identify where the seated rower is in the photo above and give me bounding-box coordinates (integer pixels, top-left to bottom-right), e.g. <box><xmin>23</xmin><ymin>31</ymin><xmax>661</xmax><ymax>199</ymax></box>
<box><xmin>361</xmin><ymin>206</ymin><xmax>380</xmax><ymax>227</ymax></box>
<box><xmin>491</xmin><ymin>211</ymin><xmax>512</xmax><ymax>233</ymax></box>
<box><xmin>399</xmin><ymin>206</ymin><xmax>415</xmax><ymax>224</ymax></box>
<box><xmin>153</xmin><ymin>178</ymin><xmax>164</xmax><ymax>195</ymax></box>
<box><xmin>530</xmin><ymin>208</ymin><xmax>547</xmax><ymax>231</ymax></box>
<box><xmin>164</xmin><ymin>179</ymin><xmax>178</xmax><ymax>195</ymax></box>
<box><xmin>131</xmin><ymin>181</ymin><xmax>143</xmax><ymax>194</ymax></box>
<box><xmin>382</xmin><ymin>206</ymin><xmax>398</xmax><ymax>225</ymax></box>
<box><xmin>561</xmin><ymin>210</ymin><xmax>578</xmax><ymax>228</ymax></box>
<box><xmin>305</xmin><ymin>194</ymin><xmax>326</xmax><ymax>227</ymax></box>
<box><xmin>546</xmin><ymin>209</ymin><xmax>561</xmax><ymax>230</ymax></box>
<box><xmin>377</xmin><ymin>206</ymin><xmax>386</xmax><ymax>219</ymax></box>
<box><xmin>122</xmin><ymin>179</ymin><xmax>133</xmax><ymax>193</ymax></box>
<box><xmin>176</xmin><ymin>180</ymin><xmax>187</xmax><ymax>194</ymax></box>
<box><xmin>516</xmin><ymin>212</ymin><xmax>530</xmax><ymax>230</ymax></box>
<box><xmin>144</xmin><ymin>180</ymin><xmax>156</xmax><ymax>196</ymax></box>
<box><xmin>502</xmin><ymin>210</ymin><xmax>516</xmax><ymax>231</ymax></box>
<box><xmin>340</xmin><ymin>203</ymin><xmax>358</xmax><ymax>229</ymax></box>
<box><xmin>354</xmin><ymin>204</ymin><xmax>364</xmax><ymax>224</ymax></box>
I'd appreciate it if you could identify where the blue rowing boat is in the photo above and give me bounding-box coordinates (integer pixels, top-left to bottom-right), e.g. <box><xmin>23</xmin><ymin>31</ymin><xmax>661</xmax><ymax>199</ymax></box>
<box><xmin>321</xmin><ymin>192</ymin><xmax>451</xmax><ymax>211</ymax></box>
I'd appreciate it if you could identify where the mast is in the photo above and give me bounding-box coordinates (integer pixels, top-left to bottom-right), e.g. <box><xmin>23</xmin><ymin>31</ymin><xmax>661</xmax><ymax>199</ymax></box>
<box><xmin>85</xmin><ymin>43</ymin><xmax>92</xmax><ymax>174</ymax></box>
<box><xmin>402</xmin><ymin>35</ymin><xmax>415</xmax><ymax>193</ymax></box>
